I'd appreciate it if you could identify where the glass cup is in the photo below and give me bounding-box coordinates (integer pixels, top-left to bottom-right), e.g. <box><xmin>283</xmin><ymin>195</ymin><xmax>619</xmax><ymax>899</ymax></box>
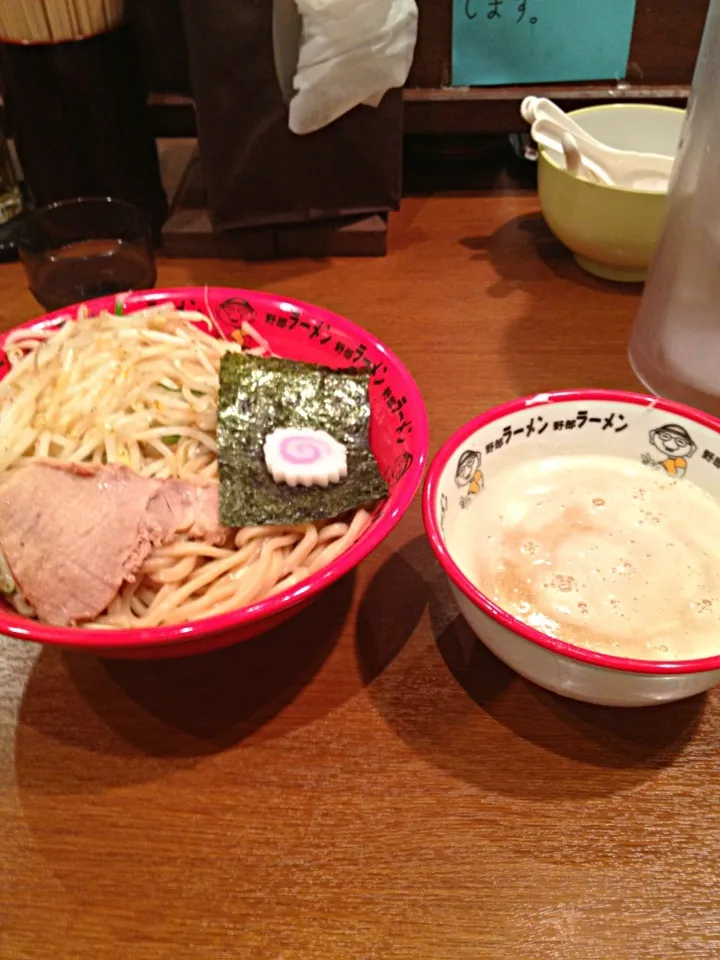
<box><xmin>18</xmin><ymin>197</ymin><xmax>157</xmax><ymax>311</ymax></box>
<box><xmin>628</xmin><ymin>0</ymin><xmax>720</xmax><ymax>416</ymax></box>
<box><xmin>0</xmin><ymin>130</ymin><xmax>22</xmax><ymax>226</ymax></box>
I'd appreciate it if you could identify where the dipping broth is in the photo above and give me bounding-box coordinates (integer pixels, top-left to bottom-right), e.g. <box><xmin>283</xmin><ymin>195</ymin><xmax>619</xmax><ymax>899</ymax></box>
<box><xmin>451</xmin><ymin>454</ymin><xmax>720</xmax><ymax>661</ymax></box>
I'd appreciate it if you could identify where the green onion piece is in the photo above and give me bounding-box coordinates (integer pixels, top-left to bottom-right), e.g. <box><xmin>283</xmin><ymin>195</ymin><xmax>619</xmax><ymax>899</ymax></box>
<box><xmin>114</xmin><ymin>299</ymin><xmax>124</xmax><ymax>316</ymax></box>
<box><xmin>157</xmin><ymin>381</ymin><xmax>203</xmax><ymax>396</ymax></box>
<box><xmin>163</xmin><ymin>435</ymin><xmax>181</xmax><ymax>445</ymax></box>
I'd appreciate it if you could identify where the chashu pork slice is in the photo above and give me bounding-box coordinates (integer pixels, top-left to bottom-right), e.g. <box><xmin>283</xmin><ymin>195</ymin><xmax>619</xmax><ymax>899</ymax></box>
<box><xmin>0</xmin><ymin>460</ymin><xmax>231</xmax><ymax>627</ymax></box>
<box><xmin>0</xmin><ymin>460</ymin><xmax>163</xmax><ymax>626</ymax></box>
<box><xmin>146</xmin><ymin>478</ymin><xmax>231</xmax><ymax>547</ymax></box>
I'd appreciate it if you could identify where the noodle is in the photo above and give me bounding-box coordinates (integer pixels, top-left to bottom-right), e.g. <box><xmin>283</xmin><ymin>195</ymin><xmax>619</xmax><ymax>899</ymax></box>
<box><xmin>0</xmin><ymin>306</ymin><xmax>373</xmax><ymax>628</ymax></box>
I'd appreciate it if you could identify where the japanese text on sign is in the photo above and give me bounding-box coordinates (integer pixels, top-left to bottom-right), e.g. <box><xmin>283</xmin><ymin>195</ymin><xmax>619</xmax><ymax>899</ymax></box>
<box><xmin>453</xmin><ymin>0</ymin><xmax>637</xmax><ymax>87</ymax></box>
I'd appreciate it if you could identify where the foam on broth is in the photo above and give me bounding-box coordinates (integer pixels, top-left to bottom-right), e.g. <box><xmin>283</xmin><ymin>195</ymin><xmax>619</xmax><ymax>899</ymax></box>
<box><xmin>451</xmin><ymin>454</ymin><xmax>720</xmax><ymax>661</ymax></box>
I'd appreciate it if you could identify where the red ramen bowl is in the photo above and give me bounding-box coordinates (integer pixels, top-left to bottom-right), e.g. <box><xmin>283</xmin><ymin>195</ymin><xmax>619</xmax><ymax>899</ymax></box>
<box><xmin>0</xmin><ymin>287</ymin><xmax>428</xmax><ymax>658</ymax></box>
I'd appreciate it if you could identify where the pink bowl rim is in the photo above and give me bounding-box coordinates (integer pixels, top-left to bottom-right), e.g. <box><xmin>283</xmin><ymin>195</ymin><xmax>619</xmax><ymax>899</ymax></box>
<box><xmin>0</xmin><ymin>286</ymin><xmax>429</xmax><ymax>649</ymax></box>
<box><xmin>423</xmin><ymin>388</ymin><xmax>720</xmax><ymax>677</ymax></box>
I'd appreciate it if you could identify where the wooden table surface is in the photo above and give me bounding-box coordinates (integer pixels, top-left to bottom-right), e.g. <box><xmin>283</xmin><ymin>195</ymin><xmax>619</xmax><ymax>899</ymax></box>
<box><xmin>2</xmin><ymin>187</ymin><xmax>719</xmax><ymax>960</ymax></box>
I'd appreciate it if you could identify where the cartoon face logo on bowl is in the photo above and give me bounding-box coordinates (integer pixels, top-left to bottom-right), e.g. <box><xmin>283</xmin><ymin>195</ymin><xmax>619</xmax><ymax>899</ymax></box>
<box><xmin>218</xmin><ymin>297</ymin><xmax>256</xmax><ymax>343</ymax></box>
<box><xmin>642</xmin><ymin>423</ymin><xmax>697</xmax><ymax>479</ymax></box>
<box><xmin>390</xmin><ymin>450</ymin><xmax>413</xmax><ymax>486</ymax></box>
<box><xmin>455</xmin><ymin>449</ymin><xmax>483</xmax><ymax>508</ymax></box>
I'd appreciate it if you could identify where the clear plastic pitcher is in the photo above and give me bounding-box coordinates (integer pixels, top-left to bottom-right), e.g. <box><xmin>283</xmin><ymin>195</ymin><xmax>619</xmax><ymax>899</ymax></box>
<box><xmin>628</xmin><ymin>0</ymin><xmax>720</xmax><ymax>416</ymax></box>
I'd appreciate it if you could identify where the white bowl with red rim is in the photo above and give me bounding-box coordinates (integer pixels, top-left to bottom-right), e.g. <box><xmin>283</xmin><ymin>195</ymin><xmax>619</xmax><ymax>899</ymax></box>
<box><xmin>423</xmin><ymin>390</ymin><xmax>720</xmax><ymax>707</ymax></box>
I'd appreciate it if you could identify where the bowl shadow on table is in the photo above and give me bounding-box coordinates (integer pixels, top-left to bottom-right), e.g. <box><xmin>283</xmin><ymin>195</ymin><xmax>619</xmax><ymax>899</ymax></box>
<box><xmin>461</xmin><ymin>212</ymin><xmax>644</xmax><ymax>396</ymax></box>
<box><xmin>460</xmin><ymin>212</ymin><xmax>643</xmax><ymax>299</ymax></box>
<box><xmin>356</xmin><ymin>535</ymin><xmax>704</xmax><ymax>800</ymax></box>
<box><xmin>14</xmin><ymin>572</ymin><xmax>356</xmax><ymax>796</ymax></box>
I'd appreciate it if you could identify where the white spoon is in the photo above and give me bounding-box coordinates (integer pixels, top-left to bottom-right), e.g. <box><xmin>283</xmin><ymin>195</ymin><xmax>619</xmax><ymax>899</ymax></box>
<box><xmin>531</xmin><ymin>118</ymin><xmax>673</xmax><ymax>191</ymax></box>
<box><xmin>559</xmin><ymin>133</ymin><xmax>605</xmax><ymax>184</ymax></box>
<box><xmin>522</xmin><ymin>97</ymin><xmax>605</xmax><ymax>146</ymax></box>
<box><xmin>523</xmin><ymin>97</ymin><xmax>675</xmax><ymax>190</ymax></box>
<box><xmin>532</xmin><ymin>114</ymin><xmax>675</xmax><ymax>174</ymax></box>
<box><xmin>530</xmin><ymin>121</ymin><xmax>614</xmax><ymax>185</ymax></box>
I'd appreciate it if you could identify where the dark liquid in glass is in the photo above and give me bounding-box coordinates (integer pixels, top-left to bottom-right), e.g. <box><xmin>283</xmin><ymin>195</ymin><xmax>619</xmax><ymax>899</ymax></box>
<box><xmin>30</xmin><ymin>240</ymin><xmax>157</xmax><ymax>311</ymax></box>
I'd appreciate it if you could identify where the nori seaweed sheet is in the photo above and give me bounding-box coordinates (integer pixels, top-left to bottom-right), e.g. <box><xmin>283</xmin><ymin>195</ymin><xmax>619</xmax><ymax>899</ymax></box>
<box><xmin>218</xmin><ymin>353</ymin><xmax>388</xmax><ymax>526</ymax></box>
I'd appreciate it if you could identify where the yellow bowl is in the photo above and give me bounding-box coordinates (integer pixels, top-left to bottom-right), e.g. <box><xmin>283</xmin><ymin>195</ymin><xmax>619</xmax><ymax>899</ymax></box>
<box><xmin>537</xmin><ymin>104</ymin><xmax>685</xmax><ymax>282</ymax></box>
